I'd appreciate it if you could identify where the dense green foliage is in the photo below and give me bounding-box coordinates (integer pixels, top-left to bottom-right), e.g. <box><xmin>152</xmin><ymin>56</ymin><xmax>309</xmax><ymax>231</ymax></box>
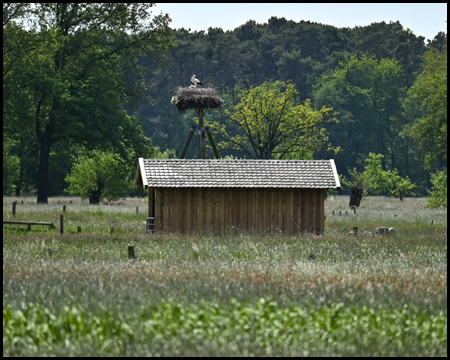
<box><xmin>3</xmin><ymin>6</ymin><xmax>447</xmax><ymax>200</ymax></box>
<box><xmin>404</xmin><ymin>47</ymin><xmax>447</xmax><ymax>169</ymax></box>
<box><xmin>4</xmin><ymin>299</ymin><xmax>446</xmax><ymax>356</ymax></box>
<box><xmin>216</xmin><ymin>81</ymin><xmax>338</xmax><ymax>159</ymax></box>
<box><xmin>2</xmin><ymin>196</ymin><xmax>447</xmax><ymax>356</ymax></box>
<box><xmin>2</xmin><ymin>141</ymin><xmax>20</xmax><ymax>195</ymax></box>
<box><xmin>426</xmin><ymin>169</ymin><xmax>447</xmax><ymax>208</ymax></box>
<box><xmin>65</xmin><ymin>150</ymin><xmax>131</xmax><ymax>204</ymax></box>
<box><xmin>341</xmin><ymin>153</ymin><xmax>416</xmax><ymax>201</ymax></box>
<box><xmin>3</xmin><ymin>3</ymin><xmax>174</xmax><ymax>203</ymax></box>
<box><xmin>313</xmin><ymin>55</ymin><xmax>408</xmax><ymax>177</ymax></box>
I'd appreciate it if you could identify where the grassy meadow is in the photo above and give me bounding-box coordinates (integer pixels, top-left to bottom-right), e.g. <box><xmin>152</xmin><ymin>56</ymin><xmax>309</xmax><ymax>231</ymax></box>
<box><xmin>3</xmin><ymin>195</ymin><xmax>447</xmax><ymax>356</ymax></box>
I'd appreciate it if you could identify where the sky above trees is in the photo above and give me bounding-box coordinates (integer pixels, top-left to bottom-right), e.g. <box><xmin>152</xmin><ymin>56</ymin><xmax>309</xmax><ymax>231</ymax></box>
<box><xmin>155</xmin><ymin>3</ymin><xmax>447</xmax><ymax>41</ymax></box>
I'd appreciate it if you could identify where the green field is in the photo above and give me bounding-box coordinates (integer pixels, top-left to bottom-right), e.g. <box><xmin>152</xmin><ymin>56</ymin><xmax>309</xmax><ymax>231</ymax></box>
<box><xmin>3</xmin><ymin>195</ymin><xmax>447</xmax><ymax>356</ymax></box>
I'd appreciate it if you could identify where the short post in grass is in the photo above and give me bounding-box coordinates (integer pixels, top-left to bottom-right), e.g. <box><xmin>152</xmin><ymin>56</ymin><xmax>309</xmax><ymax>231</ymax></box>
<box><xmin>110</xmin><ymin>226</ymin><xmax>114</xmax><ymax>234</ymax></box>
<box><xmin>12</xmin><ymin>201</ymin><xmax>17</xmax><ymax>216</ymax></box>
<box><xmin>136</xmin><ymin>206</ymin><xmax>139</xmax><ymax>214</ymax></box>
<box><xmin>353</xmin><ymin>226</ymin><xmax>358</xmax><ymax>236</ymax></box>
<box><xmin>128</xmin><ymin>246</ymin><xmax>136</xmax><ymax>260</ymax></box>
<box><xmin>63</xmin><ymin>205</ymin><xmax>66</xmax><ymax>212</ymax></box>
<box><xmin>60</xmin><ymin>215</ymin><xmax>64</xmax><ymax>235</ymax></box>
<box><xmin>77</xmin><ymin>226</ymin><xmax>81</xmax><ymax>233</ymax></box>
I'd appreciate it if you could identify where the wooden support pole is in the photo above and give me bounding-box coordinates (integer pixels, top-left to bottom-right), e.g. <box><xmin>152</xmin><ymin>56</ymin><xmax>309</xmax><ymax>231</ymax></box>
<box><xmin>179</xmin><ymin>125</ymin><xmax>196</xmax><ymax>159</ymax></box>
<box><xmin>12</xmin><ymin>201</ymin><xmax>17</xmax><ymax>216</ymax></box>
<box><xmin>206</xmin><ymin>126</ymin><xmax>221</xmax><ymax>159</ymax></box>
<box><xmin>198</xmin><ymin>117</ymin><xmax>203</xmax><ymax>158</ymax></box>
<box><xmin>128</xmin><ymin>246</ymin><xmax>136</xmax><ymax>259</ymax></box>
<box><xmin>197</xmin><ymin>108</ymin><xmax>206</xmax><ymax>159</ymax></box>
<box><xmin>60</xmin><ymin>215</ymin><xmax>64</xmax><ymax>236</ymax></box>
<box><xmin>136</xmin><ymin>206</ymin><xmax>139</xmax><ymax>214</ymax></box>
<box><xmin>63</xmin><ymin>205</ymin><xmax>66</xmax><ymax>212</ymax></box>
<box><xmin>202</xmin><ymin>129</ymin><xmax>206</xmax><ymax>159</ymax></box>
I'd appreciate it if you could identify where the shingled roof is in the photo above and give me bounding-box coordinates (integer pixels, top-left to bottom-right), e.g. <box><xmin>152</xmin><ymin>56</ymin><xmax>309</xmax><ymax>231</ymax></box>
<box><xmin>135</xmin><ymin>159</ymin><xmax>340</xmax><ymax>190</ymax></box>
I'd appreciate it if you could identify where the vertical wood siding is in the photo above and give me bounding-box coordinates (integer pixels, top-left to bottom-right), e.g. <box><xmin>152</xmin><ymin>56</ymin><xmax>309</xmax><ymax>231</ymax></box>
<box><xmin>153</xmin><ymin>188</ymin><xmax>325</xmax><ymax>235</ymax></box>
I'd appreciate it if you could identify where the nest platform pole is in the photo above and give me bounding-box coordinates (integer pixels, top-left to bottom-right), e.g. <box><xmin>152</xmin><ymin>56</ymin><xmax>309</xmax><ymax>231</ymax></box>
<box><xmin>179</xmin><ymin>125</ymin><xmax>196</xmax><ymax>159</ymax></box>
<box><xmin>197</xmin><ymin>108</ymin><xmax>206</xmax><ymax>159</ymax></box>
<box><xmin>206</xmin><ymin>126</ymin><xmax>221</xmax><ymax>159</ymax></box>
<box><xmin>173</xmin><ymin>87</ymin><xmax>223</xmax><ymax>159</ymax></box>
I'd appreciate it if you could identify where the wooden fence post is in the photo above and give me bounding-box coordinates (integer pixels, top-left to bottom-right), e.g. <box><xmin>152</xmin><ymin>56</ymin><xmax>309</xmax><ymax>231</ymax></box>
<box><xmin>63</xmin><ymin>205</ymin><xmax>66</xmax><ymax>212</ymax></box>
<box><xmin>12</xmin><ymin>201</ymin><xmax>17</xmax><ymax>216</ymax></box>
<box><xmin>128</xmin><ymin>246</ymin><xmax>136</xmax><ymax>259</ymax></box>
<box><xmin>60</xmin><ymin>215</ymin><xmax>64</xmax><ymax>235</ymax></box>
<box><xmin>136</xmin><ymin>206</ymin><xmax>139</xmax><ymax>214</ymax></box>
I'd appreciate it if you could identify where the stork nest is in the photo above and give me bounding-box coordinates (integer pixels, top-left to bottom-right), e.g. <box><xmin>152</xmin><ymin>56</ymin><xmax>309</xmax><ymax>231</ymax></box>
<box><xmin>173</xmin><ymin>86</ymin><xmax>223</xmax><ymax>114</ymax></box>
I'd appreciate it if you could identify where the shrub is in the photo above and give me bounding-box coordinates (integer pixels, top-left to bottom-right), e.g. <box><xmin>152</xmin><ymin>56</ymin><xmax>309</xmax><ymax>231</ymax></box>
<box><xmin>426</xmin><ymin>169</ymin><xmax>447</xmax><ymax>208</ymax></box>
<box><xmin>65</xmin><ymin>150</ymin><xmax>131</xmax><ymax>204</ymax></box>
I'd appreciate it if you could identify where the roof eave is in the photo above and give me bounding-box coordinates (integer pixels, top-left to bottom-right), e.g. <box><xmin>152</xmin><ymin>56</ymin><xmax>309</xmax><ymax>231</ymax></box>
<box><xmin>330</xmin><ymin>159</ymin><xmax>341</xmax><ymax>190</ymax></box>
<box><xmin>134</xmin><ymin>158</ymin><xmax>148</xmax><ymax>190</ymax></box>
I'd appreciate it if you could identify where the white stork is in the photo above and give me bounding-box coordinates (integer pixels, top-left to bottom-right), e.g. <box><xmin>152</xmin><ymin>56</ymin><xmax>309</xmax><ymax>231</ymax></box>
<box><xmin>191</xmin><ymin>74</ymin><xmax>203</xmax><ymax>87</ymax></box>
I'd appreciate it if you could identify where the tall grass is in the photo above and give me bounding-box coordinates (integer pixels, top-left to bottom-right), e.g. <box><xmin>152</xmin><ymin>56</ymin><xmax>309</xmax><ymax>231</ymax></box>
<box><xmin>3</xmin><ymin>196</ymin><xmax>447</xmax><ymax>356</ymax></box>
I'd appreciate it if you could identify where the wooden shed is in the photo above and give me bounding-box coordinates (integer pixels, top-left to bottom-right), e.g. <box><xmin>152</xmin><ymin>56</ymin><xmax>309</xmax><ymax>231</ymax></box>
<box><xmin>134</xmin><ymin>159</ymin><xmax>340</xmax><ymax>235</ymax></box>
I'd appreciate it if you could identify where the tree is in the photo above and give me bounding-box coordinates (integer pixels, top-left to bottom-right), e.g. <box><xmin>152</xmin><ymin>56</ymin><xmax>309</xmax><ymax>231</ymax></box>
<box><xmin>217</xmin><ymin>80</ymin><xmax>338</xmax><ymax>159</ymax></box>
<box><xmin>339</xmin><ymin>169</ymin><xmax>365</xmax><ymax>207</ymax></box>
<box><xmin>340</xmin><ymin>153</ymin><xmax>416</xmax><ymax>205</ymax></box>
<box><xmin>3</xmin><ymin>140</ymin><xmax>20</xmax><ymax>195</ymax></box>
<box><xmin>405</xmin><ymin>47</ymin><xmax>447</xmax><ymax>169</ymax></box>
<box><xmin>426</xmin><ymin>170</ymin><xmax>447</xmax><ymax>208</ymax></box>
<box><xmin>65</xmin><ymin>150</ymin><xmax>131</xmax><ymax>204</ymax></box>
<box><xmin>3</xmin><ymin>4</ymin><xmax>175</xmax><ymax>203</ymax></box>
<box><xmin>363</xmin><ymin>153</ymin><xmax>416</xmax><ymax>201</ymax></box>
<box><xmin>313</xmin><ymin>55</ymin><xmax>408</xmax><ymax>176</ymax></box>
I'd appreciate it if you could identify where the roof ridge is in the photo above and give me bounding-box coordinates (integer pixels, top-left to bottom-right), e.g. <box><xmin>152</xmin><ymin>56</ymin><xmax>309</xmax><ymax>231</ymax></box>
<box><xmin>143</xmin><ymin>158</ymin><xmax>332</xmax><ymax>161</ymax></box>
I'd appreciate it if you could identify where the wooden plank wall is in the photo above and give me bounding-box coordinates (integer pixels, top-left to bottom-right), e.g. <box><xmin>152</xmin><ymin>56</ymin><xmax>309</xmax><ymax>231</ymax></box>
<box><xmin>154</xmin><ymin>187</ymin><xmax>325</xmax><ymax>235</ymax></box>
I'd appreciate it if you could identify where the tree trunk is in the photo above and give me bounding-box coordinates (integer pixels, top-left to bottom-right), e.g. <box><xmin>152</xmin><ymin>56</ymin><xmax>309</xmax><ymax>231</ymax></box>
<box><xmin>349</xmin><ymin>186</ymin><xmax>363</xmax><ymax>207</ymax></box>
<box><xmin>36</xmin><ymin>126</ymin><xmax>54</xmax><ymax>204</ymax></box>
<box><xmin>89</xmin><ymin>183</ymin><xmax>104</xmax><ymax>204</ymax></box>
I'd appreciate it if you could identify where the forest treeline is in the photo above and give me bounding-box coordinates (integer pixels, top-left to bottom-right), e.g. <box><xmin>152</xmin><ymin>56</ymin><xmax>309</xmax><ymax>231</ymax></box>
<box><xmin>140</xmin><ymin>18</ymin><xmax>447</xmax><ymax>196</ymax></box>
<box><xmin>3</xmin><ymin>4</ymin><xmax>447</xmax><ymax>201</ymax></box>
